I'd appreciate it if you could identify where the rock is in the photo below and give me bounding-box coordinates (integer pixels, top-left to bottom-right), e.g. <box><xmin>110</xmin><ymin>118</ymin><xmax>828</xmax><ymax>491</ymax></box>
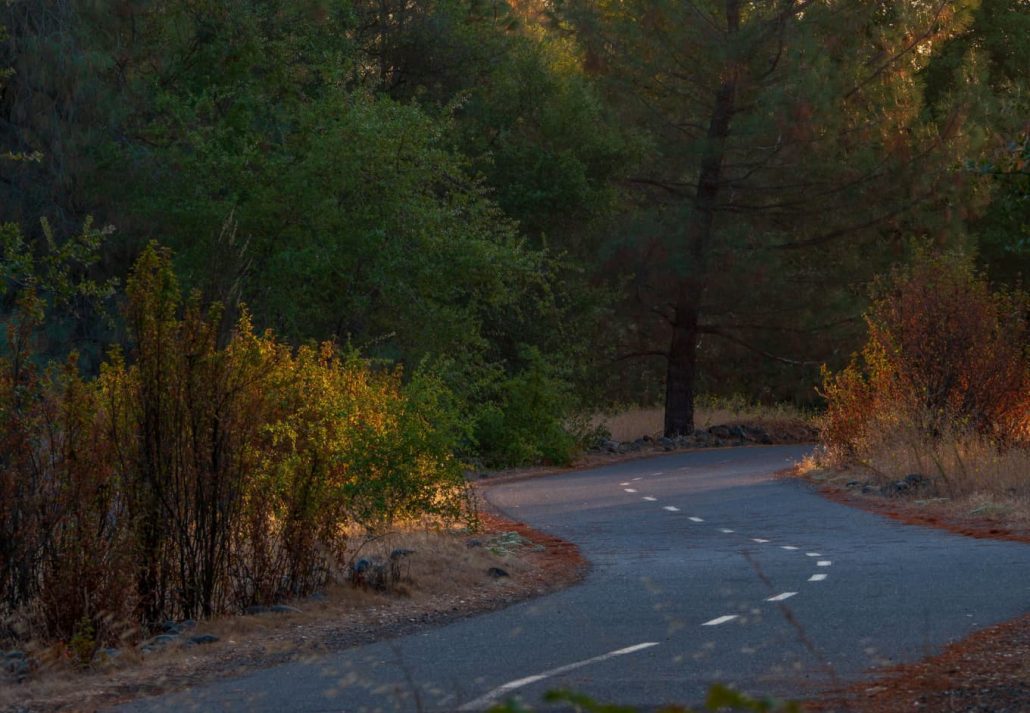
<box><xmin>846</xmin><ymin>480</ymin><xmax>861</xmax><ymax>489</ymax></box>
<box><xmin>160</xmin><ymin>620</ymin><xmax>182</xmax><ymax>635</ymax></box>
<box><xmin>188</xmin><ymin>634</ymin><xmax>219</xmax><ymax>645</ymax></box>
<box><xmin>657</xmin><ymin>436</ymin><xmax>675</xmax><ymax>451</ymax></box>
<box><xmin>881</xmin><ymin>480</ymin><xmax>911</xmax><ymax>497</ymax></box>
<box><xmin>269</xmin><ymin>604</ymin><xmax>301</xmax><ymax>614</ymax></box>
<box><xmin>4</xmin><ymin>651</ymin><xmax>26</xmax><ymax>661</ymax></box>
<box><xmin>466</xmin><ymin>538</ymin><xmax>483</xmax><ymax>548</ymax></box>
<box><xmin>861</xmin><ymin>484</ymin><xmax>877</xmax><ymax>494</ymax></box>
<box><xmin>140</xmin><ymin>633</ymin><xmax>180</xmax><ymax>653</ymax></box>
<box><xmin>904</xmin><ymin>473</ymin><xmax>929</xmax><ymax>487</ymax></box>
<box><xmin>390</xmin><ymin>548</ymin><xmax>415</xmax><ymax>560</ymax></box>
<box><xmin>179</xmin><ymin>619</ymin><xmax>198</xmax><ymax>630</ymax></box>
<box><xmin>350</xmin><ymin>556</ymin><xmax>392</xmax><ymax>590</ymax></box>
<box><xmin>92</xmin><ymin>647</ymin><xmax>121</xmax><ymax>664</ymax></box>
<box><xmin>708</xmin><ymin>425</ymin><xmax>733</xmax><ymax>440</ymax></box>
<box><xmin>487</xmin><ymin>567</ymin><xmax>509</xmax><ymax>578</ymax></box>
<box><xmin>244</xmin><ymin>605</ymin><xmax>271</xmax><ymax>615</ymax></box>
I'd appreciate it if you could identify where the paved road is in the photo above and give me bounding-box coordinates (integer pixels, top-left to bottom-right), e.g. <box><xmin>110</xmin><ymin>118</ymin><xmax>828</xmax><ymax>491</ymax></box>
<box><xmin>118</xmin><ymin>446</ymin><xmax>1030</xmax><ymax>712</ymax></box>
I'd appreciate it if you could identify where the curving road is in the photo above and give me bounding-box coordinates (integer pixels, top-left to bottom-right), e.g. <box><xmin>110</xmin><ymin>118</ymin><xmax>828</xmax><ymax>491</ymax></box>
<box><xmin>117</xmin><ymin>446</ymin><xmax>1030</xmax><ymax>712</ymax></box>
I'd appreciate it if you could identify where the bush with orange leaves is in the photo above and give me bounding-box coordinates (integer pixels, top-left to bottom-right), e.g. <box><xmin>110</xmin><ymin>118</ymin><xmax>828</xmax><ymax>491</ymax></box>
<box><xmin>822</xmin><ymin>252</ymin><xmax>1030</xmax><ymax>465</ymax></box>
<box><xmin>2</xmin><ymin>242</ymin><xmax>470</xmax><ymax>649</ymax></box>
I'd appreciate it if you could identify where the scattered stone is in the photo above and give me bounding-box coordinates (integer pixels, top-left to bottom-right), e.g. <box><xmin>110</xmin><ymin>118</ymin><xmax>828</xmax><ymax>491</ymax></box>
<box><xmin>188</xmin><ymin>634</ymin><xmax>219</xmax><ymax>645</ymax></box>
<box><xmin>487</xmin><ymin>567</ymin><xmax>509</xmax><ymax>578</ymax></box>
<box><xmin>179</xmin><ymin>619</ymin><xmax>198</xmax><ymax>630</ymax></box>
<box><xmin>140</xmin><ymin>633</ymin><xmax>180</xmax><ymax>653</ymax></box>
<box><xmin>861</xmin><ymin>484</ymin><xmax>878</xmax><ymax>494</ymax></box>
<box><xmin>708</xmin><ymin>425</ymin><xmax>733</xmax><ymax>440</ymax></box>
<box><xmin>269</xmin><ymin>604</ymin><xmax>302</xmax><ymax>614</ymax></box>
<box><xmin>244</xmin><ymin>605</ymin><xmax>271</xmax><ymax>615</ymax></box>
<box><xmin>466</xmin><ymin>538</ymin><xmax>483</xmax><ymax>548</ymax></box>
<box><xmin>846</xmin><ymin>480</ymin><xmax>861</xmax><ymax>489</ymax></box>
<box><xmin>92</xmin><ymin>647</ymin><xmax>121</xmax><ymax>664</ymax></box>
<box><xmin>160</xmin><ymin>620</ymin><xmax>182</xmax><ymax>635</ymax></box>
<box><xmin>881</xmin><ymin>480</ymin><xmax>911</xmax><ymax>497</ymax></box>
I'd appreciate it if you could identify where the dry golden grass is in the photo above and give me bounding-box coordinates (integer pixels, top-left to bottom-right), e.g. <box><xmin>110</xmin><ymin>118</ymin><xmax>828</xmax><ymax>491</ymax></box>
<box><xmin>800</xmin><ymin>432</ymin><xmax>1030</xmax><ymax>534</ymax></box>
<box><xmin>593</xmin><ymin>398</ymin><xmax>812</xmax><ymax>442</ymax></box>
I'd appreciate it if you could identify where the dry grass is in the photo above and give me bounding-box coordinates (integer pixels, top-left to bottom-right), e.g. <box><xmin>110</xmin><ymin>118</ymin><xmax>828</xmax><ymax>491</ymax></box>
<box><xmin>593</xmin><ymin>398</ymin><xmax>812</xmax><ymax>442</ymax></box>
<box><xmin>798</xmin><ymin>434</ymin><xmax>1030</xmax><ymax>538</ymax></box>
<box><xmin>0</xmin><ymin>519</ymin><xmax>572</xmax><ymax>712</ymax></box>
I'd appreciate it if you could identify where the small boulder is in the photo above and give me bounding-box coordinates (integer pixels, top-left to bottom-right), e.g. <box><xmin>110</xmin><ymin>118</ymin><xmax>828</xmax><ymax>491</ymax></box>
<box><xmin>269</xmin><ymin>604</ymin><xmax>302</xmax><ymax>614</ymax></box>
<box><xmin>487</xmin><ymin>567</ymin><xmax>509</xmax><ymax>578</ymax></box>
<box><xmin>390</xmin><ymin>548</ymin><xmax>415</xmax><ymax>561</ymax></box>
<box><xmin>189</xmin><ymin>634</ymin><xmax>219</xmax><ymax>645</ymax></box>
<box><xmin>466</xmin><ymin>538</ymin><xmax>483</xmax><ymax>549</ymax></box>
<box><xmin>244</xmin><ymin>605</ymin><xmax>271</xmax><ymax>615</ymax></box>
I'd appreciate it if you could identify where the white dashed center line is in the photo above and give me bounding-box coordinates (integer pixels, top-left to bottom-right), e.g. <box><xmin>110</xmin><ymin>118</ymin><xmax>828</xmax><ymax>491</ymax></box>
<box><xmin>702</xmin><ymin>615</ymin><xmax>739</xmax><ymax>626</ymax></box>
<box><xmin>780</xmin><ymin>545</ymin><xmax>799</xmax><ymax>551</ymax></box>
<box><xmin>817</xmin><ymin>560</ymin><xmax>832</xmax><ymax>567</ymax></box>
<box><xmin>751</xmin><ymin>538</ymin><xmax>769</xmax><ymax>543</ymax></box>
<box><xmin>688</xmin><ymin>517</ymin><xmax>704</xmax><ymax>523</ymax></box>
<box><xmin>624</xmin><ymin>488</ymin><xmax>637</xmax><ymax>493</ymax></box>
<box><xmin>642</xmin><ymin>496</ymin><xmax>657</xmax><ymax>502</ymax></box>
<box><xmin>457</xmin><ymin>642</ymin><xmax>659</xmax><ymax>711</ymax></box>
<box><xmin>719</xmin><ymin>528</ymin><xmax>735</xmax><ymax>534</ymax></box>
<box><xmin>632</xmin><ymin>477</ymin><xmax>642</xmax><ymax>481</ymax></box>
<box><xmin>805</xmin><ymin>552</ymin><xmax>822</xmax><ymax>557</ymax></box>
<box><xmin>620</xmin><ymin>482</ymin><xmax>630</xmax><ymax>486</ymax></box>
<box><xmin>663</xmin><ymin>506</ymin><xmax>680</xmax><ymax>512</ymax></box>
<box><xmin>766</xmin><ymin>592</ymin><xmax>797</xmax><ymax>602</ymax></box>
<box><xmin>808</xmin><ymin>574</ymin><xmax>828</xmax><ymax>582</ymax></box>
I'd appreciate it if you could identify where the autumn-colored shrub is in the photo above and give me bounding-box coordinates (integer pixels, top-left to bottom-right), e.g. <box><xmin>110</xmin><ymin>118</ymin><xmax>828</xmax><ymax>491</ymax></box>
<box><xmin>2</xmin><ymin>242</ymin><xmax>472</xmax><ymax>646</ymax></box>
<box><xmin>822</xmin><ymin>252</ymin><xmax>1030</xmax><ymax>465</ymax></box>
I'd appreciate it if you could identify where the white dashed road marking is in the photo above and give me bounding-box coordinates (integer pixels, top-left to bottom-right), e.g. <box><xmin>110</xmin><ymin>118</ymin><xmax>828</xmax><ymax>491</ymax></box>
<box><xmin>808</xmin><ymin>574</ymin><xmax>828</xmax><ymax>582</ymax></box>
<box><xmin>457</xmin><ymin>642</ymin><xmax>659</xmax><ymax>711</ymax></box>
<box><xmin>780</xmin><ymin>546</ymin><xmax>799</xmax><ymax>550</ymax></box>
<box><xmin>806</xmin><ymin>552</ymin><xmax>822</xmax><ymax>557</ymax></box>
<box><xmin>766</xmin><ymin>592</ymin><xmax>797</xmax><ymax>602</ymax></box>
<box><xmin>752</xmin><ymin>538</ymin><xmax>769</xmax><ymax>543</ymax></box>
<box><xmin>688</xmin><ymin>517</ymin><xmax>704</xmax><ymax>523</ymax></box>
<box><xmin>702</xmin><ymin>615</ymin><xmax>739</xmax><ymax>626</ymax></box>
<box><xmin>663</xmin><ymin>506</ymin><xmax>680</xmax><ymax>512</ymax></box>
<box><xmin>719</xmin><ymin>528</ymin><xmax>735</xmax><ymax>534</ymax></box>
<box><xmin>817</xmin><ymin>560</ymin><xmax>832</xmax><ymax>567</ymax></box>
<box><xmin>624</xmin><ymin>488</ymin><xmax>637</xmax><ymax>493</ymax></box>
<box><xmin>643</xmin><ymin>496</ymin><xmax>657</xmax><ymax>502</ymax></box>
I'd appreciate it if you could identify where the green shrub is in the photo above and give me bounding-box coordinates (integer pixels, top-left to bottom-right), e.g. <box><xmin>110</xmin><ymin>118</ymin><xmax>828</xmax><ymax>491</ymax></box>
<box><xmin>473</xmin><ymin>347</ymin><xmax>580</xmax><ymax>467</ymax></box>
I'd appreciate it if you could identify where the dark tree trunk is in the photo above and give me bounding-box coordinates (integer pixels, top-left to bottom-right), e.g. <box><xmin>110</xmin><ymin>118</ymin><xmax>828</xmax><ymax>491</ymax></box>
<box><xmin>663</xmin><ymin>0</ymin><xmax>740</xmax><ymax>437</ymax></box>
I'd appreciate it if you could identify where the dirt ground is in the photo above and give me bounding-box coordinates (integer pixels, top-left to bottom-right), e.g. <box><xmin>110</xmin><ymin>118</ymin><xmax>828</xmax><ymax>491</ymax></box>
<box><xmin>0</xmin><ymin>508</ymin><xmax>587</xmax><ymax>713</ymax></box>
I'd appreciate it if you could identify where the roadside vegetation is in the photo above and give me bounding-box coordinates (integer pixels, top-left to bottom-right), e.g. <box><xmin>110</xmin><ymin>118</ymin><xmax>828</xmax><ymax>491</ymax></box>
<box><xmin>805</xmin><ymin>252</ymin><xmax>1030</xmax><ymax>533</ymax></box>
<box><xmin>1</xmin><ymin>0</ymin><xmax>1028</xmax><ymax>707</ymax></box>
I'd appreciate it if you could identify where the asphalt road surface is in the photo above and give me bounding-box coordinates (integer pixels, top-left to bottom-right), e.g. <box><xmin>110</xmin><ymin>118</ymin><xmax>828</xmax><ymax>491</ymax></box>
<box><xmin>117</xmin><ymin>445</ymin><xmax>1030</xmax><ymax>712</ymax></box>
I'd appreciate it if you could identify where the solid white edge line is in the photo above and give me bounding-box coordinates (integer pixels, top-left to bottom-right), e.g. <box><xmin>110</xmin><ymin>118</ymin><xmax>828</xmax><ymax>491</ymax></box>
<box><xmin>808</xmin><ymin>573</ymin><xmax>828</xmax><ymax>581</ymax></box>
<box><xmin>457</xmin><ymin>642</ymin><xmax>659</xmax><ymax>711</ymax></box>
<box><xmin>766</xmin><ymin>592</ymin><xmax>797</xmax><ymax>602</ymax></box>
<box><xmin>701</xmin><ymin>614</ymin><xmax>739</xmax><ymax>626</ymax></box>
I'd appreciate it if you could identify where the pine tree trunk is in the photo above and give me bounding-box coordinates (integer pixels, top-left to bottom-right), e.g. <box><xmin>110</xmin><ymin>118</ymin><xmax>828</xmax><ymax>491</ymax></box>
<box><xmin>662</xmin><ymin>0</ymin><xmax>739</xmax><ymax>437</ymax></box>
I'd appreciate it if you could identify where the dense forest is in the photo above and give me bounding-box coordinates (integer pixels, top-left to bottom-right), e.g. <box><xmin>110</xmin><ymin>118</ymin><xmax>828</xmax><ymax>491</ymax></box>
<box><xmin>1</xmin><ymin>0</ymin><xmax>1027</xmax><ymax>642</ymax></box>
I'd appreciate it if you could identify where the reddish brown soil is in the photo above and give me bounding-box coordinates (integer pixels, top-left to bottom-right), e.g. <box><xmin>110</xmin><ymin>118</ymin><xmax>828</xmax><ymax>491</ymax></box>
<box><xmin>809</xmin><ymin>614</ymin><xmax>1030</xmax><ymax>713</ymax></box>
